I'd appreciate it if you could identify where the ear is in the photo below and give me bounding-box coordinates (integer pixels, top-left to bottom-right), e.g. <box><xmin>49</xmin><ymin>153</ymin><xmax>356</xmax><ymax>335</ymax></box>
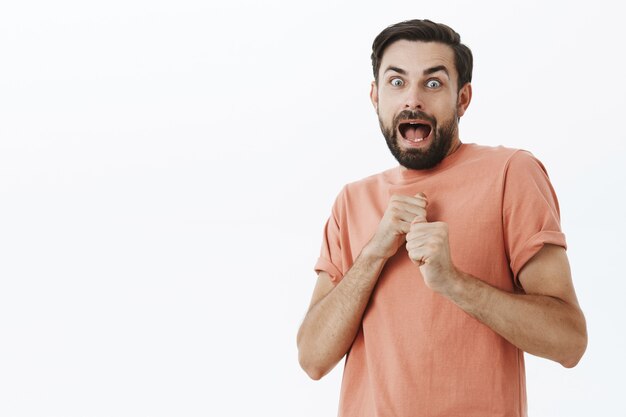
<box><xmin>456</xmin><ymin>82</ymin><xmax>472</xmax><ymax>118</ymax></box>
<box><xmin>370</xmin><ymin>81</ymin><xmax>379</xmax><ymax>112</ymax></box>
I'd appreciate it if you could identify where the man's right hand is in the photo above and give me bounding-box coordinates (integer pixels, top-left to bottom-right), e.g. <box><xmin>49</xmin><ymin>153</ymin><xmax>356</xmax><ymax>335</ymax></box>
<box><xmin>365</xmin><ymin>193</ymin><xmax>428</xmax><ymax>260</ymax></box>
<box><xmin>298</xmin><ymin>191</ymin><xmax>428</xmax><ymax>379</ymax></box>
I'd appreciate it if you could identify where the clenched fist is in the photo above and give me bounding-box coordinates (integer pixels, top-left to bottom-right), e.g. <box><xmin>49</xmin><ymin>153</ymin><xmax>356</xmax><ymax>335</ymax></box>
<box><xmin>365</xmin><ymin>193</ymin><xmax>428</xmax><ymax>260</ymax></box>
<box><xmin>406</xmin><ymin>219</ymin><xmax>460</xmax><ymax>293</ymax></box>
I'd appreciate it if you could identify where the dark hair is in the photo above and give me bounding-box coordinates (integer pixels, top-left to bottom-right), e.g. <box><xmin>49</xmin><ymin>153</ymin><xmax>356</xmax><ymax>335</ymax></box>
<box><xmin>371</xmin><ymin>19</ymin><xmax>473</xmax><ymax>91</ymax></box>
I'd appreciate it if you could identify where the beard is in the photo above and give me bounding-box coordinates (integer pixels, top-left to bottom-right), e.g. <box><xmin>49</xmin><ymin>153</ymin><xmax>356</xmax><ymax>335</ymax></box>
<box><xmin>378</xmin><ymin>109</ymin><xmax>458</xmax><ymax>170</ymax></box>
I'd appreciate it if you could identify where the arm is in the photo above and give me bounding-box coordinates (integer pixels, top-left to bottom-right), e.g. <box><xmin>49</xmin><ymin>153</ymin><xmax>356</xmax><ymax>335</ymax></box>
<box><xmin>297</xmin><ymin>193</ymin><xmax>428</xmax><ymax>380</ymax></box>
<box><xmin>449</xmin><ymin>244</ymin><xmax>587</xmax><ymax>367</ymax></box>
<box><xmin>296</xmin><ymin>249</ymin><xmax>387</xmax><ymax>380</ymax></box>
<box><xmin>406</xmin><ymin>222</ymin><xmax>587</xmax><ymax>368</ymax></box>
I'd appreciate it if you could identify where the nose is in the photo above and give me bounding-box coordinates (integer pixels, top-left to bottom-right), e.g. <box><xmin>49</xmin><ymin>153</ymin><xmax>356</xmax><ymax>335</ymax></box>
<box><xmin>404</xmin><ymin>84</ymin><xmax>424</xmax><ymax>110</ymax></box>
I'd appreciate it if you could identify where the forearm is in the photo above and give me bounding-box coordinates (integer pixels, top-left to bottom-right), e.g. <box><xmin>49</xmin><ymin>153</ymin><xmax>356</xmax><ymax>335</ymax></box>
<box><xmin>297</xmin><ymin>246</ymin><xmax>387</xmax><ymax>380</ymax></box>
<box><xmin>445</xmin><ymin>271</ymin><xmax>587</xmax><ymax>367</ymax></box>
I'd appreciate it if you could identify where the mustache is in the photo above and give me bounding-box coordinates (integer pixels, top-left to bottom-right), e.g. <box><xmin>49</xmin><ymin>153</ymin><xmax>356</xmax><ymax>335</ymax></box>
<box><xmin>393</xmin><ymin>110</ymin><xmax>436</xmax><ymax>126</ymax></box>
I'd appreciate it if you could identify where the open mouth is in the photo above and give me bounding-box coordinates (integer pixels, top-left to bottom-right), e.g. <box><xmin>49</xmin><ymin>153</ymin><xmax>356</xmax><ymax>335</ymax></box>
<box><xmin>398</xmin><ymin>121</ymin><xmax>432</xmax><ymax>143</ymax></box>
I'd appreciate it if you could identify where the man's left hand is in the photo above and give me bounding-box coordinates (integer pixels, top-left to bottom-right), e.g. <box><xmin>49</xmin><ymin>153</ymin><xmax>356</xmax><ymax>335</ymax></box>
<box><xmin>406</xmin><ymin>220</ymin><xmax>460</xmax><ymax>294</ymax></box>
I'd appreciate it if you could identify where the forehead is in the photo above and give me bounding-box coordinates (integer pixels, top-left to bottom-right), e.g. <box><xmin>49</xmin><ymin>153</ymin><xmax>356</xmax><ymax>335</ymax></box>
<box><xmin>379</xmin><ymin>40</ymin><xmax>457</xmax><ymax>78</ymax></box>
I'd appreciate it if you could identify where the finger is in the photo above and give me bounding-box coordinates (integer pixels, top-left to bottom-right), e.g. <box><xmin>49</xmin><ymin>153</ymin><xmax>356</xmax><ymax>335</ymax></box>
<box><xmin>414</xmin><ymin>192</ymin><xmax>428</xmax><ymax>203</ymax></box>
<box><xmin>391</xmin><ymin>199</ymin><xmax>426</xmax><ymax>210</ymax></box>
<box><xmin>407</xmin><ymin>222</ymin><xmax>431</xmax><ymax>237</ymax></box>
<box><xmin>406</xmin><ymin>229</ymin><xmax>433</xmax><ymax>246</ymax></box>
<box><xmin>398</xmin><ymin>219</ymin><xmax>415</xmax><ymax>235</ymax></box>
<box><xmin>411</xmin><ymin>214</ymin><xmax>427</xmax><ymax>225</ymax></box>
<box><xmin>390</xmin><ymin>194</ymin><xmax>428</xmax><ymax>208</ymax></box>
<box><xmin>397</xmin><ymin>225</ymin><xmax>411</xmax><ymax>236</ymax></box>
<box><xmin>387</xmin><ymin>203</ymin><xmax>426</xmax><ymax>226</ymax></box>
<box><xmin>407</xmin><ymin>224</ymin><xmax>445</xmax><ymax>242</ymax></box>
<box><xmin>409</xmin><ymin>222</ymin><xmax>443</xmax><ymax>233</ymax></box>
<box><xmin>403</xmin><ymin>210</ymin><xmax>427</xmax><ymax>225</ymax></box>
<box><xmin>407</xmin><ymin>245</ymin><xmax>427</xmax><ymax>266</ymax></box>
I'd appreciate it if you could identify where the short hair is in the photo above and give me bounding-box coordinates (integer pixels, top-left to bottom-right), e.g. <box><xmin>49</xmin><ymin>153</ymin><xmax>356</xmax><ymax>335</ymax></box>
<box><xmin>371</xmin><ymin>19</ymin><xmax>473</xmax><ymax>91</ymax></box>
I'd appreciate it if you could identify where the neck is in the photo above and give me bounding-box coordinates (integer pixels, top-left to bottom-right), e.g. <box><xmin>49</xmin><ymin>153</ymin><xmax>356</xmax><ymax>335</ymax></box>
<box><xmin>446</xmin><ymin>138</ymin><xmax>462</xmax><ymax>156</ymax></box>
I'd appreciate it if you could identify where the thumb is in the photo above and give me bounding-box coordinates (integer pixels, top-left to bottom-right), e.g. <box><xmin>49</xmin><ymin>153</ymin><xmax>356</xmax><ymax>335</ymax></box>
<box><xmin>411</xmin><ymin>215</ymin><xmax>427</xmax><ymax>225</ymax></box>
<box><xmin>412</xmin><ymin>192</ymin><xmax>428</xmax><ymax>224</ymax></box>
<box><xmin>414</xmin><ymin>192</ymin><xmax>428</xmax><ymax>201</ymax></box>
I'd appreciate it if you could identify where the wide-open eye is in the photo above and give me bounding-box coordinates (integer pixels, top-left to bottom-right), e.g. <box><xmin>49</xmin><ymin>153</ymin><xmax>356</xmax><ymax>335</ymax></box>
<box><xmin>426</xmin><ymin>79</ymin><xmax>441</xmax><ymax>89</ymax></box>
<box><xmin>390</xmin><ymin>78</ymin><xmax>404</xmax><ymax>87</ymax></box>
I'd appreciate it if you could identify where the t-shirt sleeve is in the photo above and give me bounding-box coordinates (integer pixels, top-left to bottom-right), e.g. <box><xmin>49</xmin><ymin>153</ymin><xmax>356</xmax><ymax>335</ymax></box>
<box><xmin>314</xmin><ymin>188</ymin><xmax>346</xmax><ymax>284</ymax></box>
<box><xmin>502</xmin><ymin>150</ymin><xmax>567</xmax><ymax>284</ymax></box>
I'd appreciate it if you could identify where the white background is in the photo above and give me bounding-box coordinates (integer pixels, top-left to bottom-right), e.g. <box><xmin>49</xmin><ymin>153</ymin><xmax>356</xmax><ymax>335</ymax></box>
<box><xmin>1</xmin><ymin>0</ymin><xmax>624</xmax><ymax>416</ymax></box>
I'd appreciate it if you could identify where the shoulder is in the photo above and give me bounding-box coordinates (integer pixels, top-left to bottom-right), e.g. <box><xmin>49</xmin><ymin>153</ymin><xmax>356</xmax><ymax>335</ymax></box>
<box><xmin>462</xmin><ymin>143</ymin><xmax>525</xmax><ymax>164</ymax></box>
<box><xmin>496</xmin><ymin>148</ymin><xmax>553</xmax><ymax>184</ymax></box>
<box><xmin>339</xmin><ymin>168</ymin><xmax>391</xmax><ymax>198</ymax></box>
<box><xmin>461</xmin><ymin>143</ymin><xmax>548</xmax><ymax>175</ymax></box>
<box><xmin>326</xmin><ymin>168</ymin><xmax>391</xmax><ymax>219</ymax></box>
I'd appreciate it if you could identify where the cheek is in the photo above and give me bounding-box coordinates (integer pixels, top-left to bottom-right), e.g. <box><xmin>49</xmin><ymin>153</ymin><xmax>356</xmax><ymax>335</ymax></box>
<box><xmin>378</xmin><ymin>108</ymin><xmax>396</xmax><ymax>127</ymax></box>
<box><xmin>433</xmin><ymin>98</ymin><xmax>458</xmax><ymax>118</ymax></box>
<box><xmin>376</xmin><ymin>97</ymin><xmax>397</xmax><ymax>119</ymax></box>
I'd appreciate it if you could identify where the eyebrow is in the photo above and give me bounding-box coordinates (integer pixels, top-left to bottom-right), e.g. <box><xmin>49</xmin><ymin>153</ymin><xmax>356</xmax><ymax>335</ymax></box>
<box><xmin>423</xmin><ymin>65</ymin><xmax>450</xmax><ymax>78</ymax></box>
<box><xmin>383</xmin><ymin>66</ymin><xmax>407</xmax><ymax>75</ymax></box>
<box><xmin>383</xmin><ymin>65</ymin><xmax>450</xmax><ymax>78</ymax></box>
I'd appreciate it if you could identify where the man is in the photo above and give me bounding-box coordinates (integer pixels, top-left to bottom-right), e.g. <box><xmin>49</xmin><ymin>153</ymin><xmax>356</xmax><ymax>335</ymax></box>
<box><xmin>297</xmin><ymin>19</ymin><xmax>587</xmax><ymax>417</ymax></box>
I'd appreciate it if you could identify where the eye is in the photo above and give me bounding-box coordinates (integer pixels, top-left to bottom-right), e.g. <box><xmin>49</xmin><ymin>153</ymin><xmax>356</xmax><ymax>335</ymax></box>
<box><xmin>390</xmin><ymin>78</ymin><xmax>404</xmax><ymax>87</ymax></box>
<box><xmin>426</xmin><ymin>79</ymin><xmax>441</xmax><ymax>88</ymax></box>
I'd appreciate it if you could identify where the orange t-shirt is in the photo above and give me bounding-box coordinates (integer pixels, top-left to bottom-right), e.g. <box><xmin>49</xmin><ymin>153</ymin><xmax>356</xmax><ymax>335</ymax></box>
<box><xmin>314</xmin><ymin>144</ymin><xmax>566</xmax><ymax>417</ymax></box>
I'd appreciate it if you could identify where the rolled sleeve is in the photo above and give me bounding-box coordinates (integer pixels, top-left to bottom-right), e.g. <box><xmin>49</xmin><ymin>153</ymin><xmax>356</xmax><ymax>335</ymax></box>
<box><xmin>502</xmin><ymin>151</ymin><xmax>567</xmax><ymax>283</ymax></box>
<box><xmin>314</xmin><ymin>188</ymin><xmax>346</xmax><ymax>284</ymax></box>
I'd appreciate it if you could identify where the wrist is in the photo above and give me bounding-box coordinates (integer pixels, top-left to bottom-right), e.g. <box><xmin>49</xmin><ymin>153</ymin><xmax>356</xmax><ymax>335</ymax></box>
<box><xmin>435</xmin><ymin>267</ymin><xmax>466</xmax><ymax>298</ymax></box>
<box><xmin>361</xmin><ymin>238</ymin><xmax>392</xmax><ymax>262</ymax></box>
<box><xmin>442</xmin><ymin>270</ymin><xmax>478</xmax><ymax>304</ymax></box>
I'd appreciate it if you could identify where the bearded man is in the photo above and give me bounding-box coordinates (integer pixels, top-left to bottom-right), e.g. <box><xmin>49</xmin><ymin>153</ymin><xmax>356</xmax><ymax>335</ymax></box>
<box><xmin>297</xmin><ymin>19</ymin><xmax>587</xmax><ymax>417</ymax></box>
